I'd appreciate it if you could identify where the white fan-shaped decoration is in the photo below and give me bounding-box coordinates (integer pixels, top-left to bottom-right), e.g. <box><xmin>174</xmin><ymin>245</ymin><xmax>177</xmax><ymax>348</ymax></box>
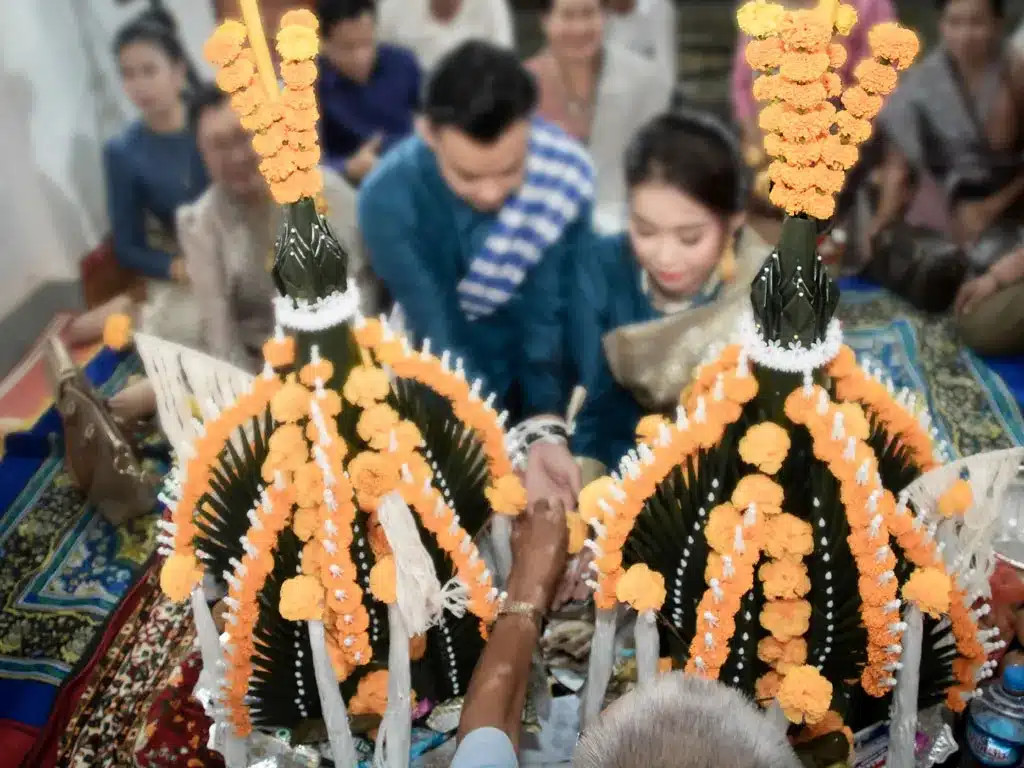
<box><xmin>134</xmin><ymin>333</ymin><xmax>256</xmax><ymax>459</ymax></box>
<box><xmin>901</xmin><ymin>447</ymin><xmax>1024</xmax><ymax>597</ymax></box>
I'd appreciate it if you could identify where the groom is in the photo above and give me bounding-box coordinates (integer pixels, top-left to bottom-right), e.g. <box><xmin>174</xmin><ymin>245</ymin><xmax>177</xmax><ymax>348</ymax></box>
<box><xmin>358</xmin><ymin>40</ymin><xmax>590</xmax><ymax>509</ymax></box>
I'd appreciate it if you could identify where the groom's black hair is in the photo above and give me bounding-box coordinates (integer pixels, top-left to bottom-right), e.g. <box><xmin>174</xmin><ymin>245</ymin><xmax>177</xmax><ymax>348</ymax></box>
<box><xmin>424</xmin><ymin>41</ymin><xmax>538</xmax><ymax>144</ymax></box>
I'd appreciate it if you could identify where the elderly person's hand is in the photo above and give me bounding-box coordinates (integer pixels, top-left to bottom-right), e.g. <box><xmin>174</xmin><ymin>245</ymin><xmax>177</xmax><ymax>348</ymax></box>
<box><xmin>508</xmin><ymin>499</ymin><xmax>570</xmax><ymax>612</ymax></box>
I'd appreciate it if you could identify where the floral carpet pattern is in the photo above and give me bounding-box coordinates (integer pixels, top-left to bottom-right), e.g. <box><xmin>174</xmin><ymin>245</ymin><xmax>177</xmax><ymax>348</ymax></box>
<box><xmin>0</xmin><ymin>351</ymin><xmax>164</xmax><ymax>729</ymax></box>
<box><xmin>839</xmin><ymin>289</ymin><xmax>1024</xmax><ymax>457</ymax></box>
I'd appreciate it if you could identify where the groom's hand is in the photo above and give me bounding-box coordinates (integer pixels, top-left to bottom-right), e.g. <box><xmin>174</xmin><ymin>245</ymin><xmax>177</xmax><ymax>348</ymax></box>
<box><xmin>524</xmin><ymin>440</ymin><xmax>581</xmax><ymax>512</ymax></box>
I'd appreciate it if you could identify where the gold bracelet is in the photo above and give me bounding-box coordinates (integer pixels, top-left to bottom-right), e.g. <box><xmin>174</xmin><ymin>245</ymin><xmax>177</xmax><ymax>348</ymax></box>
<box><xmin>495</xmin><ymin>600</ymin><xmax>542</xmax><ymax>631</ymax></box>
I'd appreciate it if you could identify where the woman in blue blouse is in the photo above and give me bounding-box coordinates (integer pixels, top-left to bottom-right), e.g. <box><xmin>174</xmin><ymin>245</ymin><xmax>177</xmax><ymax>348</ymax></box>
<box><xmin>100</xmin><ymin>15</ymin><xmax>209</xmax><ymax>346</ymax></box>
<box><xmin>571</xmin><ymin>111</ymin><xmax>770</xmax><ymax>481</ymax></box>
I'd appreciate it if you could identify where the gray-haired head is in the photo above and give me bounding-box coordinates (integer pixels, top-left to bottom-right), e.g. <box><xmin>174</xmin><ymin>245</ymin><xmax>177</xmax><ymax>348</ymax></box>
<box><xmin>573</xmin><ymin>673</ymin><xmax>802</xmax><ymax>768</ymax></box>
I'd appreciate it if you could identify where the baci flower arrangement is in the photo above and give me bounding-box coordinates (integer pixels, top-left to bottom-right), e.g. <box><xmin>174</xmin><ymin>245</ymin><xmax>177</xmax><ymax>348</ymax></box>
<box><xmin>579</xmin><ymin>2</ymin><xmax>1000</xmax><ymax>765</ymax></box>
<box><xmin>150</xmin><ymin>3</ymin><xmax>526</xmax><ymax>766</ymax></box>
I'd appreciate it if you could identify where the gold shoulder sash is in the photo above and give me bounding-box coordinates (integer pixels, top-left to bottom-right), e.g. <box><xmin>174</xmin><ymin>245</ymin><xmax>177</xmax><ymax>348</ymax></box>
<box><xmin>601</xmin><ymin>231</ymin><xmax>769</xmax><ymax>411</ymax></box>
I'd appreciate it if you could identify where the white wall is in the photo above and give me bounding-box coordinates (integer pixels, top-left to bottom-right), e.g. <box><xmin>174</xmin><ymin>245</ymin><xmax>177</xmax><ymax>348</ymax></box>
<box><xmin>0</xmin><ymin>0</ymin><xmax>215</xmax><ymax>319</ymax></box>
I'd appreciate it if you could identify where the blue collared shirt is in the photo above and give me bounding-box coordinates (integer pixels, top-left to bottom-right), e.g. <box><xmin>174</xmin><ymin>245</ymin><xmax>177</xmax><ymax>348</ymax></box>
<box><xmin>317</xmin><ymin>45</ymin><xmax>420</xmax><ymax>174</ymax></box>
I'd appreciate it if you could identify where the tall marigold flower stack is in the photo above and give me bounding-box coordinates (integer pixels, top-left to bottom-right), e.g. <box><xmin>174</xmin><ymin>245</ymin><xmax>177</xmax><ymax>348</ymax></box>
<box><xmin>740</xmin><ymin>0</ymin><xmax>918</xmax><ymax>219</ymax></box>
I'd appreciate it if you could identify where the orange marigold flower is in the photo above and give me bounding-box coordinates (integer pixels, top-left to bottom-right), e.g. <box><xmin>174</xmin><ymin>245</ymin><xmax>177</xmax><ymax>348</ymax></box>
<box><xmin>349</xmin><ymin>451</ymin><xmax>400</xmax><ymax>511</ymax></box>
<box><xmin>205</xmin><ymin>21</ymin><xmax>247</xmax><ymax>67</ymax></box>
<box><xmin>705</xmin><ymin>552</ymin><xmax>755</xmax><ymax>593</ymax></box>
<box><xmin>758</xmin><ymin>102</ymin><xmax>788</xmax><ymax>133</ymax></box>
<box><xmin>293</xmin><ymin>146</ymin><xmax>322</xmax><ymax>171</ymax></box>
<box><xmin>778</xmin><ymin>51</ymin><xmax>830</xmax><ymax>83</ymax></box>
<box><xmin>279</xmin><ymin>574</ymin><xmax>324</xmax><ymax>621</ymax></box>
<box><xmin>769</xmin><ymin>160</ymin><xmax>813</xmax><ymax>192</ymax></box>
<box><xmin>855</xmin><ymin>58</ymin><xmax>898</xmax><ymax>95</ymax></box>
<box><xmin>277</xmin><ymin>24</ymin><xmax>319</xmax><ymax>62</ymax></box>
<box><xmin>248</xmin><ymin>101</ymin><xmax>285</xmax><ymax>133</ymax></box>
<box><xmin>268</xmin><ymin>422</ymin><xmax>307</xmax><ymax>458</ymax></box>
<box><xmin>821</xmin><ymin>134</ymin><xmax>859</xmax><ymax>169</ymax></box>
<box><xmin>270</xmin><ymin>376</ymin><xmax>310</xmax><ymax>423</ymax></box>
<box><xmin>738</xmin><ymin>422</ymin><xmax>791</xmax><ymax>475</ymax></box>
<box><xmin>802</xmin><ymin>188</ymin><xmax>837</xmax><ymax>220</ymax></box>
<box><xmin>485</xmin><ymin>474</ymin><xmax>528</xmax><ymax>516</ymax></box>
<box><xmin>777</xmin><ymin>103</ymin><xmax>836</xmax><ymax>143</ymax></box>
<box><xmin>357</xmin><ymin>403</ymin><xmax>400</xmax><ymax>450</ymax></box>
<box><xmin>299</xmin><ymin>358</ymin><xmax>334</xmax><ymax>387</ymax></box>
<box><xmin>230</xmin><ymin>83</ymin><xmax>265</xmax><ymax>117</ymax></box>
<box><xmin>758</xmin><ymin>636</ymin><xmax>808</xmax><ymax>672</ymax></box>
<box><xmin>777</xmin><ymin>665</ymin><xmax>833</xmax><ymax>725</ymax></box>
<box><xmin>636</xmin><ymin>414</ymin><xmax>671</xmax><ymax>443</ymax></box>
<box><xmin>746</xmin><ymin>37</ymin><xmax>785</xmax><ymax>71</ymax></box>
<box><xmin>566</xmin><ymin>511</ymin><xmax>588</xmax><ymax>554</ymax></box>
<box><xmin>902</xmin><ymin>567</ymin><xmax>952</xmax><ymax>618</ymax></box>
<box><xmin>595</xmin><ymin>568</ymin><xmax>623</xmax><ymax>610</ymax></box>
<box><xmin>834</xmin><ymin>111</ymin><xmax>873</xmax><ymax>145</ymax></box>
<box><xmin>215</xmin><ymin>55</ymin><xmax>256</xmax><ymax>94</ymax></box>
<box><xmin>350</xmin><ymin>669</ymin><xmax>390</xmax><ymax>716</ymax></box>
<box><xmin>252</xmin><ymin>121</ymin><xmax>288</xmax><ymax>158</ymax></box>
<box><xmin>284</xmin><ymin>104</ymin><xmax>320</xmax><ymax>132</ymax></box>
<box><xmin>281</xmin><ymin>87</ymin><xmax>318</xmax><ymax>112</ymax></box>
<box><xmin>779</xmin><ymin>9</ymin><xmax>832</xmax><ymax>50</ymax></box>
<box><xmin>103</xmin><ymin>312</ymin><xmax>134</xmax><ymax>350</ymax></box>
<box><xmin>764</xmin><ymin>513</ymin><xmax>813</xmax><ymax>560</ymax></box>
<box><xmin>868</xmin><ymin>23</ymin><xmax>920</xmax><ymax>70</ymax></box>
<box><xmin>368</xmin><ymin>555</ymin><xmax>397</xmax><ymax>603</ymax></box>
<box><xmin>732</xmin><ymin>474</ymin><xmax>785</xmax><ymax>509</ymax></box>
<box><xmin>821</xmin><ymin>71</ymin><xmax>842</xmax><ymax>98</ymax></box>
<box><xmin>938</xmin><ymin>478</ymin><xmax>973</xmax><ymax>518</ymax></box>
<box><xmin>705</xmin><ymin>503</ymin><xmax>743</xmax><ymax>554</ymax></box>
<box><xmin>343</xmin><ymin>365</ymin><xmax>391</xmax><ymax>407</ymax></box>
<box><xmin>724</xmin><ymin>371</ymin><xmax>759</xmax><ymax>403</ymax></box>
<box><xmin>287</xmin><ymin>127</ymin><xmax>320</xmax><ymax>150</ymax></box>
<box><xmin>616</xmin><ymin>563</ymin><xmax>667</xmax><ymax>614</ymax></box>
<box><xmin>826</xmin><ymin>43</ymin><xmax>848</xmax><ymax>70</ymax></box>
<box><xmin>292</xmin><ymin>505</ymin><xmax>320</xmax><ymax>542</ymax></box>
<box><xmin>298</xmin><ymin>167</ymin><xmax>324</xmax><ymax>198</ymax></box>
<box><xmin>841</xmin><ymin>86</ymin><xmax>883</xmax><ymax>119</ymax></box>
<box><xmin>776</xmin><ymin>79</ymin><xmax>828</xmax><ymax>110</ymax></box>
<box><xmin>160</xmin><ymin>553</ymin><xmax>203</xmax><ymax>602</ymax></box>
<box><xmin>752</xmin><ymin>73</ymin><xmax>781</xmax><ymax>103</ymax></box>
<box><xmin>760</xmin><ymin>558</ymin><xmax>811</xmax><ymax>599</ymax></box>
<box><xmin>281</xmin><ymin>8</ymin><xmax>320</xmax><ymax>29</ymax></box>
<box><xmin>280</xmin><ymin>59</ymin><xmax>318</xmax><ymax>89</ymax></box>
<box><xmin>777</xmin><ymin>136</ymin><xmax>825</xmax><ymax>167</ymax></box>
<box><xmin>263</xmin><ymin>335</ymin><xmax>295</xmax><ymax>368</ymax></box>
<box><xmin>579</xmin><ymin>476</ymin><xmax>617</xmax><ymax>524</ymax></box>
<box><xmin>755</xmin><ymin>671</ymin><xmax>783</xmax><ymax>703</ymax></box>
<box><xmin>260</xmin><ymin>152</ymin><xmax>297</xmax><ymax>183</ymax></box>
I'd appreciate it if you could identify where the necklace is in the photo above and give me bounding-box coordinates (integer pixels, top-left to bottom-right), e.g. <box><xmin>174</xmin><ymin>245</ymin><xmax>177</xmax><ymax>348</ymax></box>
<box><xmin>554</xmin><ymin>53</ymin><xmax>601</xmax><ymax>132</ymax></box>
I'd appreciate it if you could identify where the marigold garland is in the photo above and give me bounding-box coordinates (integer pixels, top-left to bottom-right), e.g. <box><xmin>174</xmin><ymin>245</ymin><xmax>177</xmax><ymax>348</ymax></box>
<box><xmin>222</xmin><ymin>479</ymin><xmax>296</xmax><ymax>735</ymax></box>
<box><xmin>161</xmin><ymin>367</ymin><xmax>283</xmax><ymax>601</ymax></box>
<box><xmin>353</xmin><ymin>317</ymin><xmax>526</xmax><ymax>516</ymax></box>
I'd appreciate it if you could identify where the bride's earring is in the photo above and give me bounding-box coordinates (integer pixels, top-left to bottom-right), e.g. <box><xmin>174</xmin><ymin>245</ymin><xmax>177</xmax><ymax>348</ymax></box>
<box><xmin>719</xmin><ymin>233</ymin><xmax>737</xmax><ymax>283</ymax></box>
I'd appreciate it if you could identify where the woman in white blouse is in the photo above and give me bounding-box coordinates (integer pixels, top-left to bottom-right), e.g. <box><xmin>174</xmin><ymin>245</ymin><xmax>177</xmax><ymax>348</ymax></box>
<box><xmin>526</xmin><ymin>0</ymin><xmax>673</xmax><ymax>233</ymax></box>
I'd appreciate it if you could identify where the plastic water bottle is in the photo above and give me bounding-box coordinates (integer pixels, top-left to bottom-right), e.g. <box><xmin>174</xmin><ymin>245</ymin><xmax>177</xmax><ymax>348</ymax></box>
<box><xmin>964</xmin><ymin>665</ymin><xmax>1024</xmax><ymax>766</ymax></box>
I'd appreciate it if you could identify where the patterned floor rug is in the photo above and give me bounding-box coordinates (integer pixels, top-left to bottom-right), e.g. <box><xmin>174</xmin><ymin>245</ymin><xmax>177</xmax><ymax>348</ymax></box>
<box><xmin>0</xmin><ymin>350</ymin><xmax>163</xmax><ymax>738</ymax></box>
<box><xmin>839</xmin><ymin>287</ymin><xmax>1024</xmax><ymax>457</ymax></box>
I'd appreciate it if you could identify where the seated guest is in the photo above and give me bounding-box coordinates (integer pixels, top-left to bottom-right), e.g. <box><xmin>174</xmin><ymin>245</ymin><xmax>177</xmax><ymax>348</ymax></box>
<box><xmin>377</xmin><ymin>0</ymin><xmax>515</xmax><ymax>73</ymax></box>
<box><xmin>866</xmin><ymin>0</ymin><xmax>1024</xmax><ymax>324</ymax></box>
<box><xmin>449</xmin><ymin>503</ymin><xmax>801</xmax><ymax>768</ymax></box>
<box><xmin>571</xmin><ymin>111</ymin><xmax>766</xmax><ymax>480</ymax></box>
<box><xmin>317</xmin><ymin>0</ymin><xmax>421</xmax><ymax>185</ymax></box>
<box><xmin>954</xmin><ymin>247</ymin><xmax>1024</xmax><ymax>356</ymax></box>
<box><xmin>526</xmin><ymin>0</ymin><xmax>673</xmax><ymax>233</ymax></box>
<box><xmin>178</xmin><ymin>84</ymin><xmax>381</xmax><ymax>371</ymax></box>
<box><xmin>604</xmin><ymin>0</ymin><xmax>677</xmax><ymax>78</ymax></box>
<box><xmin>103</xmin><ymin>15</ymin><xmax>211</xmax><ymax>346</ymax></box>
<box><xmin>731</xmin><ymin>0</ymin><xmax>895</xmax><ymax>169</ymax></box>
<box><xmin>359</xmin><ymin>41</ymin><xmax>590</xmax><ymax>506</ymax></box>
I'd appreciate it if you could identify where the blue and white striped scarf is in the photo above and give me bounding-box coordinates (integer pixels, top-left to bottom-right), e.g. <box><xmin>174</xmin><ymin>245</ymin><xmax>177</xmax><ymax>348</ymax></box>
<box><xmin>456</xmin><ymin>119</ymin><xmax>595</xmax><ymax>319</ymax></box>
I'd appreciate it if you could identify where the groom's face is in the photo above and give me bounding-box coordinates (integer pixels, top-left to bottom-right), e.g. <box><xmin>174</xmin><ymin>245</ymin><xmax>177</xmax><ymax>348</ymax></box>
<box><xmin>427</xmin><ymin>119</ymin><xmax>530</xmax><ymax>213</ymax></box>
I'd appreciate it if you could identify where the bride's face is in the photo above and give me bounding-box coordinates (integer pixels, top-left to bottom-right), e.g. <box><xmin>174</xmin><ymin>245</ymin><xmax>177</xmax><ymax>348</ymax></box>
<box><xmin>628</xmin><ymin>181</ymin><xmax>737</xmax><ymax>297</ymax></box>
